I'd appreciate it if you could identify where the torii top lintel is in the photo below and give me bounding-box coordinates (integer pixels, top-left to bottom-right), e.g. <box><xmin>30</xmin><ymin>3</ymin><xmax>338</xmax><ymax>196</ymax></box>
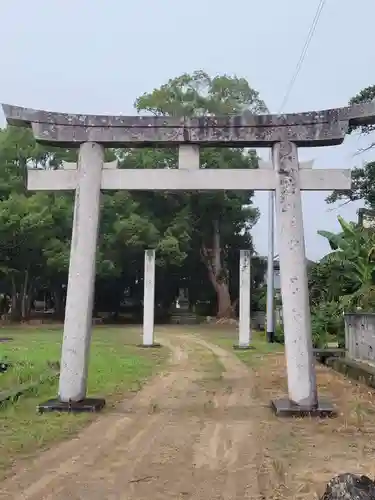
<box><xmin>2</xmin><ymin>102</ymin><xmax>375</xmax><ymax>148</ymax></box>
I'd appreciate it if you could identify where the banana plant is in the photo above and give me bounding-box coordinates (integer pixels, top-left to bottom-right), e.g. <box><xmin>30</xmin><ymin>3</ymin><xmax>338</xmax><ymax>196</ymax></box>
<box><xmin>318</xmin><ymin>215</ymin><xmax>375</xmax><ymax>310</ymax></box>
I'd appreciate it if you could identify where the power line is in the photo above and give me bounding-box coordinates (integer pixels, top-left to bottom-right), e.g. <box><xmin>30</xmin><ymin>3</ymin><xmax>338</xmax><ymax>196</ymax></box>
<box><xmin>266</xmin><ymin>0</ymin><xmax>327</xmax><ymax>341</ymax></box>
<box><xmin>278</xmin><ymin>0</ymin><xmax>327</xmax><ymax>113</ymax></box>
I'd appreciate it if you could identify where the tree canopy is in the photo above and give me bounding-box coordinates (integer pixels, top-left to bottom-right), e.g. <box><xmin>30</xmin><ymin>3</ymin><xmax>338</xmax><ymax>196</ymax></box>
<box><xmin>326</xmin><ymin>84</ymin><xmax>375</xmax><ymax>208</ymax></box>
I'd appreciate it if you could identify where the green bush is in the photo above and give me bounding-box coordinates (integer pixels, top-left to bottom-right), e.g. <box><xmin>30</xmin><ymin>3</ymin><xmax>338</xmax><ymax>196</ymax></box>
<box><xmin>311</xmin><ymin>301</ymin><xmax>344</xmax><ymax>348</ymax></box>
<box><xmin>274</xmin><ymin>323</ymin><xmax>284</xmax><ymax>344</ymax></box>
<box><xmin>270</xmin><ymin>301</ymin><xmax>344</xmax><ymax>348</ymax></box>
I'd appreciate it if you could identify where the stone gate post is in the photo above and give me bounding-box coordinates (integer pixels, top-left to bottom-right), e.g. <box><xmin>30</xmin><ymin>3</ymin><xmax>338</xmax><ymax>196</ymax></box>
<box><xmin>271</xmin><ymin>141</ymin><xmax>317</xmax><ymax>413</ymax></box>
<box><xmin>52</xmin><ymin>142</ymin><xmax>105</xmax><ymax>411</ymax></box>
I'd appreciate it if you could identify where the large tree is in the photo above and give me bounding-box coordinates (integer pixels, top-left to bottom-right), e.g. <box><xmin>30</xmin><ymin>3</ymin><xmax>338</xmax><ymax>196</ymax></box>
<box><xmin>127</xmin><ymin>70</ymin><xmax>266</xmax><ymax>317</ymax></box>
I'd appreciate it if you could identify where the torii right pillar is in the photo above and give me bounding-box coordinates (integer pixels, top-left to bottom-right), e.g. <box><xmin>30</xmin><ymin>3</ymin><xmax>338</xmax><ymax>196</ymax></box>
<box><xmin>271</xmin><ymin>140</ymin><xmax>329</xmax><ymax>417</ymax></box>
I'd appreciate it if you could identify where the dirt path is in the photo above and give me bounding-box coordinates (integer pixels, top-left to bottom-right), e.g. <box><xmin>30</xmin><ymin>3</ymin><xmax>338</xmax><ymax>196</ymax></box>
<box><xmin>0</xmin><ymin>331</ymin><xmax>272</xmax><ymax>500</ymax></box>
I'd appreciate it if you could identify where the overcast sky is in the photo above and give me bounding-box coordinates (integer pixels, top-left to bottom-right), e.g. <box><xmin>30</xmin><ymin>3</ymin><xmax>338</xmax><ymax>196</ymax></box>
<box><xmin>1</xmin><ymin>0</ymin><xmax>374</xmax><ymax>261</ymax></box>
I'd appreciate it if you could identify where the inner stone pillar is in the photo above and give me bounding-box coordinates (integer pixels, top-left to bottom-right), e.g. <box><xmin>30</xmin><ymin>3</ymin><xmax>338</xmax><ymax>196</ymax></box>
<box><xmin>234</xmin><ymin>249</ymin><xmax>253</xmax><ymax>350</ymax></box>
<box><xmin>140</xmin><ymin>249</ymin><xmax>161</xmax><ymax>348</ymax></box>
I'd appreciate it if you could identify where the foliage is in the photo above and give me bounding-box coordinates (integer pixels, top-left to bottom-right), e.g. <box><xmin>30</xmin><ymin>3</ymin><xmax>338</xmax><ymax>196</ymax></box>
<box><xmin>319</xmin><ymin>89</ymin><xmax>375</xmax><ymax>328</ymax></box>
<box><xmin>274</xmin><ymin>322</ymin><xmax>284</xmax><ymax>344</ymax></box>
<box><xmin>326</xmin><ymin>160</ymin><xmax>375</xmax><ymax>208</ymax></box>
<box><xmin>131</xmin><ymin>70</ymin><xmax>266</xmax><ymax>317</ymax></box>
<box><xmin>135</xmin><ymin>70</ymin><xmax>267</xmax><ymax>116</ymax></box>
<box><xmin>349</xmin><ymin>85</ymin><xmax>375</xmax><ymax>135</ymax></box>
<box><xmin>311</xmin><ymin>302</ymin><xmax>344</xmax><ymax>348</ymax></box>
<box><xmin>327</xmin><ymin>84</ymin><xmax>375</xmax><ymax>208</ymax></box>
<box><xmin>309</xmin><ymin>214</ymin><xmax>375</xmax><ymax>347</ymax></box>
<box><xmin>317</xmin><ymin>215</ymin><xmax>375</xmax><ymax>310</ymax></box>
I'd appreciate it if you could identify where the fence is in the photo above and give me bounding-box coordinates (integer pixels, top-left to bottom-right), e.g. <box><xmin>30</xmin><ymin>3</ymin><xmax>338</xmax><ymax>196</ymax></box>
<box><xmin>344</xmin><ymin>313</ymin><xmax>375</xmax><ymax>363</ymax></box>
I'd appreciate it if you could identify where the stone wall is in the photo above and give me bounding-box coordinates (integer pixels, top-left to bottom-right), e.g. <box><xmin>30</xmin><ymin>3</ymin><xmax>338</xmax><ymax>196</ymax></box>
<box><xmin>344</xmin><ymin>313</ymin><xmax>375</xmax><ymax>363</ymax></box>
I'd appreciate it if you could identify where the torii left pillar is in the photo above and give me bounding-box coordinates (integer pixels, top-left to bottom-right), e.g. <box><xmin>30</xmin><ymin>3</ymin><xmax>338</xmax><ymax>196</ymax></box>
<box><xmin>38</xmin><ymin>143</ymin><xmax>116</xmax><ymax>413</ymax></box>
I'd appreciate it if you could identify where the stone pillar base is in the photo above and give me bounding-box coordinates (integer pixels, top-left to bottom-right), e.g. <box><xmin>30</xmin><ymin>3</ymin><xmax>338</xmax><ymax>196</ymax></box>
<box><xmin>233</xmin><ymin>344</ymin><xmax>255</xmax><ymax>350</ymax></box>
<box><xmin>271</xmin><ymin>398</ymin><xmax>336</xmax><ymax>418</ymax></box>
<box><xmin>137</xmin><ymin>343</ymin><xmax>162</xmax><ymax>348</ymax></box>
<box><xmin>266</xmin><ymin>331</ymin><xmax>275</xmax><ymax>343</ymax></box>
<box><xmin>37</xmin><ymin>398</ymin><xmax>106</xmax><ymax>414</ymax></box>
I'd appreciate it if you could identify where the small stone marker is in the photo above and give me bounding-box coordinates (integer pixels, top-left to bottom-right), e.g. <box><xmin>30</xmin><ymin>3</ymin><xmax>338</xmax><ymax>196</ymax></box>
<box><xmin>138</xmin><ymin>249</ymin><xmax>161</xmax><ymax>348</ymax></box>
<box><xmin>233</xmin><ymin>250</ymin><xmax>253</xmax><ymax>350</ymax></box>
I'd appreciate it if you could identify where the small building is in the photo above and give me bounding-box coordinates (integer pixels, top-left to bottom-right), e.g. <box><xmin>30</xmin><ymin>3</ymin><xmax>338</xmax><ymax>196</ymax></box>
<box><xmin>261</xmin><ymin>257</ymin><xmax>315</xmax><ymax>291</ymax></box>
<box><xmin>358</xmin><ymin>208</ymin><xmax>375</xmax><ymax>229</ymax></box>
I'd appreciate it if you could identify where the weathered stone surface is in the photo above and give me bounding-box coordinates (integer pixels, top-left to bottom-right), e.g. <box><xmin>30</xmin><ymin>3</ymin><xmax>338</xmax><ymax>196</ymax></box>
<box><xmin>3</xmin><ymin>102</ymin><xmax>375</xmax><ymax>147</ymax></box>
<box><xmin>321</xmin><ymin>473</ymin><xmax>375</xmax><ymax>500</ymax></box>
<box><xmin>58</xmin><ymin>142</ymin><xmax>104</xmax><ymax>403</ymax></box>
<box><xmin>271</xmin><ymin>398</ymin><xmax>336</xmax><ymax>417</ymax></box>
<box><xmin>313</xmin><ymin>348</ymin><xmax>345</xmax><ymax>364</ymax></box>
<box><xmin>38</xmin><ymin>398</ymin><xmax>105</xmax><ymax>413</ymax></box>
<box><xmin>4</xmin><ymin>102</ymin><xmax>375</xmax><ymax>128</ymax></box>
<box><xmin>344</xmin><ymin>313</ymin><xmax>375</xmax><ymax>363</ymax></box>
<box><xmin>143</xmin><ymin>249</ymin><xmax>156</xmax><ymax>347</ymax></box>
<box><xmin>26</xmin><ymin>167</ymin><xmax>351</xmax><ymax>192</ymax></box>
<box><xmin>238</xmin><ymin>249</ymin><xmax>252</xmax><ymax>348</ymax></box>
<box><xmin>273</xmin><ymin>141</ymin><xmax>317</xmax><ymax>407</ymax></box>
<box><xmin>326</xmin><ymin>356</ymin><xmax>375</xmax><ymax>389</ymax></box>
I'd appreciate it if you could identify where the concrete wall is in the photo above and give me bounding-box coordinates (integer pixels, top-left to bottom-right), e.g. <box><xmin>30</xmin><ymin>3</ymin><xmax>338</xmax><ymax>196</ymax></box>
<box><xmin>345</xmin><ymin>313</ymin><xmax>375</xmax><ymax>363</ymax></box>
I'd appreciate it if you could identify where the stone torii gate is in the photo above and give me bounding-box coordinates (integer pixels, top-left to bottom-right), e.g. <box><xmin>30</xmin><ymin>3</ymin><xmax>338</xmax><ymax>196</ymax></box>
<box><xmin>3</xmin><ymin>102</ymin><xmax>375</xmax><ymax>417</ymax></box>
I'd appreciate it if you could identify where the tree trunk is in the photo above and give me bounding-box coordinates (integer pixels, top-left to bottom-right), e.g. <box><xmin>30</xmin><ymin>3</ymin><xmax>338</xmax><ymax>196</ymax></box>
<box><xmin>25</xmin><ymin>281</ymin><xmax>35</xmax><ymax>320</ymax></box>
<box><xmin>10</xmin><ymin>276</ymin><xmax>21</xmax><ymax>322</ymax></box>
<box><xmin>201</xmin><ymin>220</ymin><xmax>235</xmax><ymax>319</ymax></box>
<box><xmin>216</xmin><ymin>282</ymin><xmax>233</xmax><ymax>318</ymax></box>
<box><xmin>53</xmin><ymin>288</ymin><xmax>64</xmax><ymax>320</ymax></box>
<box><xmin>21</xmin><ymin>269</ymin><xmax>29</xmax><ymax>320</ymax></box>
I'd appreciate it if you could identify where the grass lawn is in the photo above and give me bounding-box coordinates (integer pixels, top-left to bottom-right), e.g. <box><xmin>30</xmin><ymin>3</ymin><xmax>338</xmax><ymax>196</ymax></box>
<box><xmin>194</xmin><ymin>324</ymin><xmax>283</xmax><ymax>365</ymax></box>
<box><xmin>0</xmin><ymin>326</ymin><xmax>168</xmax><ymax>477</ymax></box>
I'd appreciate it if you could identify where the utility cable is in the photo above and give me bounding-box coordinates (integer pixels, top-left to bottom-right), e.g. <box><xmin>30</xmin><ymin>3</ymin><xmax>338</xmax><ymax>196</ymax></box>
<box><xmin>266</xmin><ymin>0</ymin><xmax>327</xmax><ymax>341</ymax></box>
<box><xmin>278</xmin><ymin>0</ymin><xmax>327</xmax><ymax>113</ymax></box>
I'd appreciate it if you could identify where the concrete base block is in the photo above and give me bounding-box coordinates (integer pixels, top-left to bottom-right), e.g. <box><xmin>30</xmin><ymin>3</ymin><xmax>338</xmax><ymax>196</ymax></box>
<box><xmin>233</xmin><ymin>344</ymin><xmax>255</xmax><ymax>350</ymax></box>
<box><xmin>271</xmin><ymin>398</ymin><xmax>337</xmax><ymax>418</ymax></box>
<box><xmin>137</xmin><ymin>343</ymin><xmax>162</xmax><ymax>348</ymax></box>
<box><xmin>326</xmin><ymin>356</ymin><xmax>375</xmax><ymax>389</ymax></box>
<box><xmin>37</xmin><ymin>398</ymin><xmax>106</xmax><ymax>414</ymax></box>
<box><xmin>313</xmin><ymin>348</ymin><xmax>345</xmax><ymax>364</ymax></box>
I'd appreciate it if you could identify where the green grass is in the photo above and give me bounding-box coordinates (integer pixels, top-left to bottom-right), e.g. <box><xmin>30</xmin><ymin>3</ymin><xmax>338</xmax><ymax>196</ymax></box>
<box><xmin>197</xmin><ymin>326</ymin><xmax>283</xmax><ymax>366</ymax></box>
<box><xmin>0</xmin><ymin>326</ymin><xmax>168</xmax><ymax>476</ymax></box>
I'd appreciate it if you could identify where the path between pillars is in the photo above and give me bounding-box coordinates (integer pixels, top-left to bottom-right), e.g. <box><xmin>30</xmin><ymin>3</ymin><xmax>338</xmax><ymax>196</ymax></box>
<box><xmin>0</xmin><ymin>331</ymin><xmax>269</xmax><ymax>500</ymax></box>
